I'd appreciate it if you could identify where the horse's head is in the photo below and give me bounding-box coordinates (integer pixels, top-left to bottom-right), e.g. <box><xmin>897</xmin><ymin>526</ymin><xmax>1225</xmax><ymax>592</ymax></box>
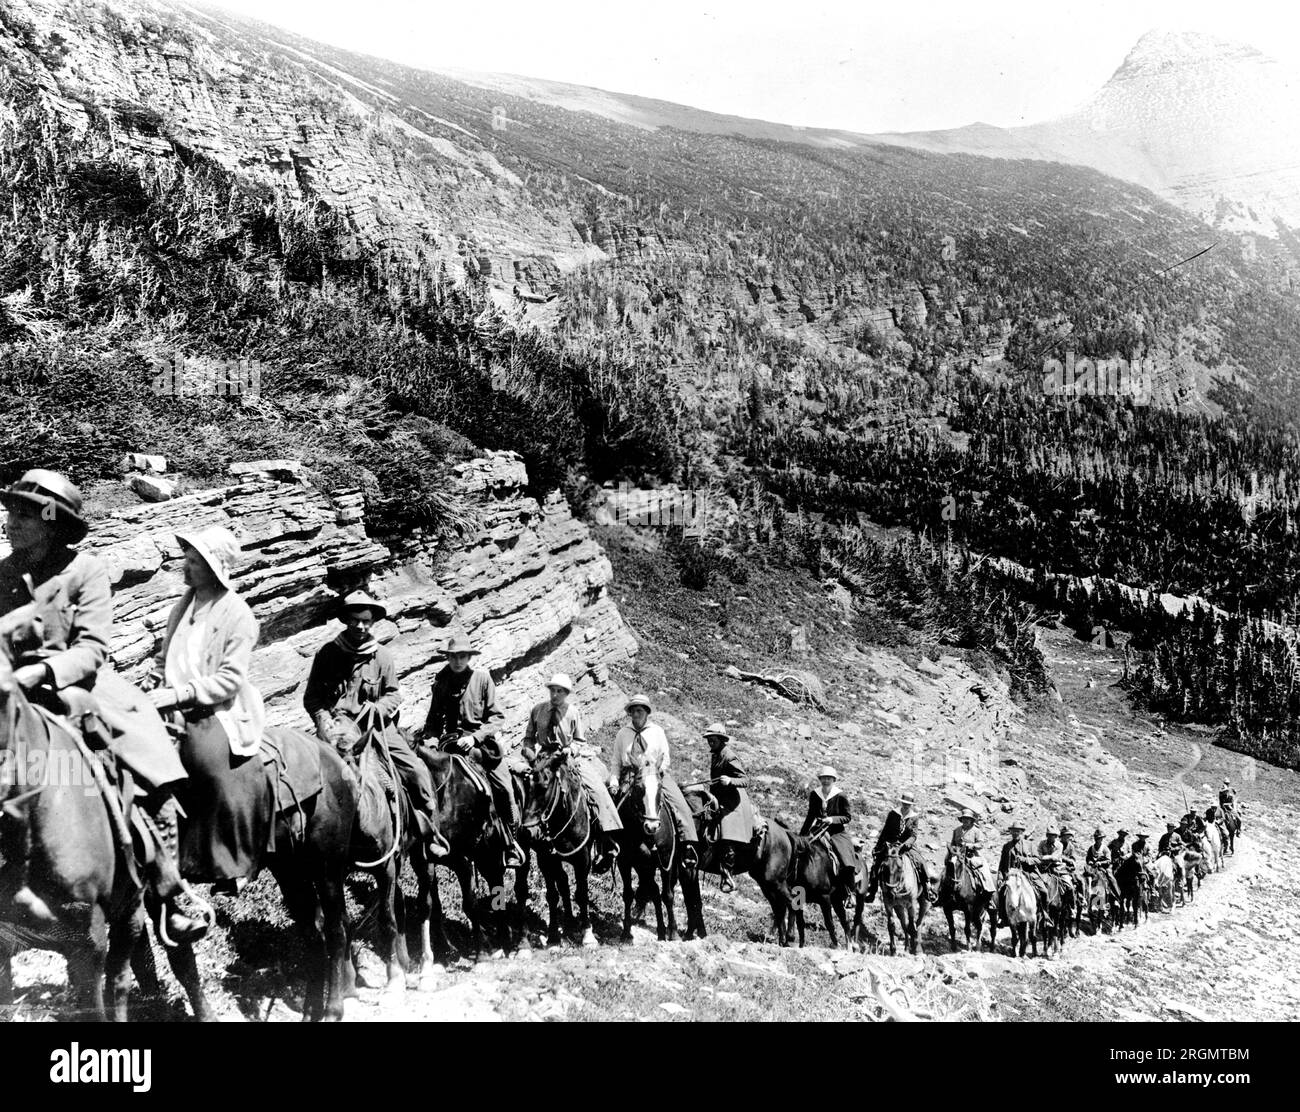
<box><xmin>631</xmin><ymin>762</ymin><xmax>663</xmax><ymax>837</ymax></box>
<box><xmin>521</xmin><ymin>748</ymin><xmax>568</xmax><ymax>834</ymax></box>
<box><xmin>884</xmin><ymin>845</ymin><xmax>904</xmax><ymax>887</ymax></box>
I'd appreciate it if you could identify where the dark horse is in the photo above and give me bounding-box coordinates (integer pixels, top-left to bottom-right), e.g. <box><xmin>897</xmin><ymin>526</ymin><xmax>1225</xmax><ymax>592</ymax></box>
<box><xmin>744</xmin><ymin>820</ymin><xmax>802</xmax><ymax>947</ymax></box>
<box><xmin>781</xmin><ymin>825</ymin><xmax>852</xmax><ymax>949</ymax></box>
<box><xmin>1115</xmin><ymin>855</ymin><xmax>1150</xmax><ymax>929</ymax></box>
<box><xmin>519</xmin><ymin>748</ymin><xmax>596</xmax><ymax>949</ymax></box>
<box><xmin>141</xmin><ymin>726</ymin><xmax>358</xmax><ymax>1021</ymax></box>
<box><xmin>0</xmin><ymin>617</ymin><xmax>147</xmax><ymax>1020</ymax></box>
<box><xmin>613</xmin><ymin>762</ymin><xmax>703</xmax><ymax>942</ymax></box>
<box><xmin>938</xmin><ymin>849</ymin><xmax>993</xmax><ymax>951</ymax></box>
<box><xmin>414</xmin><ymin>745</ymin><xmax>526</xmax><ymax>972</ymax></box>
<box><xmin>337</xmin><ymin>718</ymin><xmax>422</xmax><ymax>998</ymax></box>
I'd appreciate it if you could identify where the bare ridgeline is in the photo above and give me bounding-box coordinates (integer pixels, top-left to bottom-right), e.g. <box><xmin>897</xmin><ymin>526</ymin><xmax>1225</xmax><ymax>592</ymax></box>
<box><xmin>0</xmin><ymin>0</ymin><xmax>1297</xmax><ymax>1037</ymax></box>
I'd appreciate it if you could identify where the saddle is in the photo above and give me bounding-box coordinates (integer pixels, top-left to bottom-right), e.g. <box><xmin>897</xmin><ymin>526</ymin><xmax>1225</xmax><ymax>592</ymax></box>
<box><xmin>259</xmin><ymin>726</ymin><xmax>324</xmax><ymax>837</ymax></box>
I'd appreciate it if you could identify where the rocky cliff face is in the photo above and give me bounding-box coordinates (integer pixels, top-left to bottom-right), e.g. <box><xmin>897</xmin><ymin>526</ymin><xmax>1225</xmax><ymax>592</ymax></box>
<box><xmin>0</xmin><ymin>0</ymin><xmax>610</xmax><ymax>302</ymax></box>
<box><xmin>2</xmin><ymin>451</ymin><xmax>638</xmax><ymax>741</ymax></box>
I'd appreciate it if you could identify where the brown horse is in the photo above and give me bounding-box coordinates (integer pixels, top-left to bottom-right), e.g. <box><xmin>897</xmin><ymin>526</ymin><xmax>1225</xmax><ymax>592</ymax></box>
<box><xmin>939</xmin><ymin>849</ymin><xmax>993</xmax><ymax>951</ymax></box>
<box><xmin>519</xmin><ymin>748</ymin><xmax>596</xmax><ymax>949</ymax></box>
<box><xmin>0</xmin><ymin>627</ymin><xmax>146</xmax><ymax>1020</ymax></box>
<box><xmin>336</xmin><ymin>718</ymin><xmax>421</xmax><ymax>998</ymax></box>
<box><xmin>745</xmin><ymin>820</ymin><xmax>802</xmax><ymax>946</ymax></box>
<box><xmin>779</xmin><ymin>829</ymin><xmax>851</xmax><ymax>949</ymax></box>
<box><xmin>613</xmin><ymin>762</ymin><xmax>702</xmax><ymax>942</ymax></box>
<box><xmin>413</xmin><ymin>746</ymin><xmax>526</xmax><ymax>975</ymax></box>
<box><xmin>863</xmin><ymin>845</ymin><xmax>929</xmax><ymax>955</ymax></box>
<box><xmin>1115</xmin><ymin>855</ymin><xmax>1149</xmax><ymax>929</ymax></box>
<box><xmin>137</xmin><ymin>726</ymin><xmax>359</xmax><ymax>1021</ymax></box>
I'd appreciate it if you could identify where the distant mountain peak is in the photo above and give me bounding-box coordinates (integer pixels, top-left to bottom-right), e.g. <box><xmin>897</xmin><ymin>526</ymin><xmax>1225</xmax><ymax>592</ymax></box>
<box><xmin>1111</xmin><ymin>28</ymin><xmax>1269</xmax><ymax>80</ymax></box>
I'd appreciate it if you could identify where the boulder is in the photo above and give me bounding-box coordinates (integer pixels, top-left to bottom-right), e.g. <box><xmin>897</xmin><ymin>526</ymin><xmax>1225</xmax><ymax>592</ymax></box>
<box><xmin>130</xmin><ymin>474</ymin><xmax>177</xmax><ymax>502</ymax></box>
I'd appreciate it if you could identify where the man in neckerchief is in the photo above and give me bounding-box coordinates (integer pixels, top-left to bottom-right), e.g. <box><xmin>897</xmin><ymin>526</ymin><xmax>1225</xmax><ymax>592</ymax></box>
<box><xmin>422</xmin><ymin>632</ymin><xmax>519</xmax><ymax>868</ymax></box>
<box><xmin>865</xmin><ymin>789</ymin><xmax>930</xmax><ymax>902</ymax></box>
<box><xmin>303</xmin><ymin>591</ymin><xmax>448</xmax><ymax>859</ymax></box>
<box><xmin>521</xmin><ymin>672</ymin><xmax>622</xmax><ymax>873</ymax></box>
<box><xmin>608</xmin><ymin>694</ymin><xmax>698</xmax><ymax>862</ymax></box>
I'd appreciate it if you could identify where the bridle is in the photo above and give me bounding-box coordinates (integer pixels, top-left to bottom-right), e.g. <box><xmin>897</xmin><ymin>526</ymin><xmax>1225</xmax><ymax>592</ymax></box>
<box><xmin>523</xmin><ymin>756</ymin><xmax>589</xmax><ymax>858</ymax></box>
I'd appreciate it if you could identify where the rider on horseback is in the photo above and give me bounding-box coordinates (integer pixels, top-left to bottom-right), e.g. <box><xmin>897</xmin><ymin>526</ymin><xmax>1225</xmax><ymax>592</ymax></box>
<box><xmin>607</xmin><ymin>695</ymin><xmax>698</xmax><ymax>862</ymax></box>
<box><xmin>303</xmin><ymin>591</ymin><xmax>449</xmax><ymax>860</ymax></box>
<box><xmin>944</xmin><ymin>808</ymin><xmax>993</xmax><ymax>894</ymax></box>
<box><xmin>800</xmin><ymin>766</ymin><xmax>856</xmax><ymax>891</ymax></box>
<box><xmin>521</xmin><ymin>673</ymin><xmax>622</xmax><ymax>874</ymax></box>
<box><xmin>1084</xmin><ymin>827</ymin><xmax>1120</xmax><ymax>902</ymax></box>
<box><xmin>700</xmin><ymin>724</ymin><xmax>758</xmax><ymax>894</ymax></box>
<box><xmin>1107</xmin><ymin>827</ymin><xmax>1129</xmax><ymax>865</ymax></box>
<box><xmin>422</xmin><ymin>633</ymin><xmax>520</xmax><ymax>869</ymax></box>
<box><xmin>1157</xmin><ymin>819</ymin><xmax>1185</xmax><ymax>887</ymax></box>
<box><xmin>1059</xmin><ymin>826</ymin><xmax>1085</xmax><ymax>904</ymax></box>
<box><xmin>997</xmin><ymin>820</ymin><xmax>1036</xmax><ymax>883</ymax></box>
<box><xmin>0</xmin><ymin>470</ymin><xmax>206</xmax><ymax>942</ymax></box>
<box><xmin>864</xmin><ymin>789</ymin><xmax>929</xmax><ymax>902</ymax></box>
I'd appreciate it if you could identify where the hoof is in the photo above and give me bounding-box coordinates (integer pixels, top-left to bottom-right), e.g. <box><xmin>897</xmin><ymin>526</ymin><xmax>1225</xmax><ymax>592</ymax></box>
<box><xmin>581</xmin><ymin>930</ymin><xmax>598</xmax><ymax>948</ymax></box>
<box><xmin>620</xmin><ymin>931</ymin><xmax>634</xmax><ymax>944</ymax></box>
<box><xmin>516</xmin><ymin>945</ymin><xmax>533</xmax><ymax>960</ymax></box>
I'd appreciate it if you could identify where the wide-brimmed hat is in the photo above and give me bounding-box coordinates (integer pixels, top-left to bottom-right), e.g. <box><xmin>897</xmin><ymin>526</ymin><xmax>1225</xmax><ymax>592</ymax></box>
<box><xmin>2</xmin><ymin>469</ymin><xmax>89</xmax><ymax>544</ymax></box>
<box><xmin>443</xmin><ymin>633</ymin><xmax>480</xmax><ymax>656</ymax></box>
<box><xmin>625</xmin><ymin>693</ymin><xmax>652</xmax><ymax>713</ymax></box>
<box><xmin>900</xmin><ymin>790</ymin><xmax>915</xmax><ymax>805</ymax></box>
<box><xmin>1092</xmin><ymin>827</ymin><xmax>1104</xmax><ymax>838</ymax></box>
<box><xmin>1165</xmin><ymin>819</ymin><xmax>1177</xmax><ymax>829</ymax></box>
<box><xmin>1045</xmin><ymin>824</ymin><xmax>1059</xmax><ymax>836</ymax></box>
<box><xmin>1222</xmin><ymin>779</ymin><xmax>1230</xmax><ymax>787</ymax></box>
<box><xmin>176</xmin><ymin>526</ymin><xmax>241</xmax><ymax>591</ymax></box>
<box><xmin>1060</xmin><ymin>827</ymin><xmax>1074</xmax><ymax>838</ymax></box>
<box><xmin>703</xmin><ymin>722</ymin><xmax>731</xmax><ymax>741</ymax></box>
<box><xmin>958</xmin><ymin>808</ymin><xmax>976</xmax><ymax>820</ymax></box>
<box><xmin>817</xmin><ymin>765</ymin><xmax>838</xmax><ymax>780</ymax></box>
<box><xmin>1008</xmin><ymin>820</ymin><xmax>1026</xmax><ymax>832</ymax></box>
<box><xmin>339</xmin><ymin>590</ymin><xmax>387</xmax><ymax>621</ymax></box>
<box><xmin>547</xmin><ymin>672</ymin><xmax>573</xmax><ymax>692</ymax></box>
<box><xmin>1116</xmin><ymin>827</ymin><xmax>1128</xmax><ymax>836</ymax></box>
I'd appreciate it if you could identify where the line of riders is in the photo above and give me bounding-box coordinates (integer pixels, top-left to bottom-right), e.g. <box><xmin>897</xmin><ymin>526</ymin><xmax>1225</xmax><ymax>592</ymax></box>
<box><xmin>0</xmin><ymin>468</ymin><xmax>1247</xmax><ymax>967</ymax></box>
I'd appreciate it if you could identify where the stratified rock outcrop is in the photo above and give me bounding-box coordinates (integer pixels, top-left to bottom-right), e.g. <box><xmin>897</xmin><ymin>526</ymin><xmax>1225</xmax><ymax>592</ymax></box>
<box><xmin>33</xmin><ymin>451</ymin><xmax>636</xmax><ymax>743</ymax></box>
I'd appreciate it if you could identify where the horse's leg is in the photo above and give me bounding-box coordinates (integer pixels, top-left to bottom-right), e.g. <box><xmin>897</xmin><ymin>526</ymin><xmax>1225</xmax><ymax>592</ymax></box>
<box><xmin>513</xmin><ymin>845</ymin><xmax>532</xmax><ymax>956</ymax></box>
<box><xmin>422</xmin><ymin>861</ymin><xmax>449</xmax><ymax>979</ymax></box>
<box><xmin>575</xmin><ymin>857</ymin><xmax>596</xmax><ymax>947</ymax></box>
<box><xmin>107</xmin><ymin>902</ymin><xmax>143</xmax><ymax>1023</ymax></box>
<box><xmin>557</xmin><ymin>861</ymin><xmax>574</xmax><ymax>929</ymax></box>
<box><xmin>662</xmin><ymin>866</ymin><xmax>679</xmax><ymax>942</ymax></box>
<box><xmin>817</xmin><ymin>897</ymin><xmax>839</xmax><ymax>949</ymax></box>
<box><xmin>619</xmin><ymin>859</ymin><xmax>635</xmax><ymax>943</ymax></box>
<box><xmin>649</xmin><ymin>870</ymin><xmax>667</xmax><ymax>942</ymax></box>
<box><xmin>317</xmin><ymin>864</ymin><xmax>350</xmax><ymax>1022</ymax></box>
<box><xmin>454</xmin><ymin>858</ymin><xmax>482</xmax><ymax>960</ymax></box>
<box><xmin>66</xmin><ymin>905</ymin><xmax>109</xmax><ymax>1022</ymax></box>
<box><xmin>378</xmin><ymin>857</ymin><xmax>406</xmax><ymax>996</ymax></box>
<box><xmin>944</xmin><ymin>902</ymin><xmax>958</xmax><ymax>951</ymax></box>
<box><xmin>270</xmin><ymin>862</ymin><xmax>328</xmax><ymax>1022</ymax></box>
<box><xmin>544</xmin><ymin>855</ymin><xmax>563</xmax><ymax>947</ymax></box>
<box><xmin>0</xmin><ymin>933</ymin><xmax>14</xmax><ymax>1007</ymax></box>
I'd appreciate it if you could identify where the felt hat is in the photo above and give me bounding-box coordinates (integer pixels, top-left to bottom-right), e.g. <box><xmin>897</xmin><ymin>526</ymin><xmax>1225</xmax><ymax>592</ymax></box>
<box><xmin>339</xmin><ymin>590</ymin><xmax>387</xmax><ymax>621</ymax></box>
<box><xmin>817</xmin><ymin>766</ymin><xmax>838</xmax><ymax>780</ymax></box>
<box><xmin>2</xmin><ymin>469</ymin><xmax>89</xmax><ymax>544</ymax></box>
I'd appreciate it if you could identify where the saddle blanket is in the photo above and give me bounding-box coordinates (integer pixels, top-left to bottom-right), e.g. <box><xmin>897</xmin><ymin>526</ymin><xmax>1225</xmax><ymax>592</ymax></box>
<box><xmin>260</xmin><ymin>726</ymin><xmax>324</xmax><ymax>814</ymax></box>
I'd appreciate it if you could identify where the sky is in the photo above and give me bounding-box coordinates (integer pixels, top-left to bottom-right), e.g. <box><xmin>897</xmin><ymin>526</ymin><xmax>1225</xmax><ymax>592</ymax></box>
<box><xmin>199</xmin><ymin>0</ymin><xmax>1300</xmax><ymax>133</ymax></box>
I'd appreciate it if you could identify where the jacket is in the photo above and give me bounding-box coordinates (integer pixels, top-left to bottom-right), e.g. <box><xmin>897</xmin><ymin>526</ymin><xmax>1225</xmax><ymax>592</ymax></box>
<box><xmin>304</xmin><ymin>639</ymin><xmax>401</xmax><ymax>738</ymax></box>
<box><xmin>155</xmin><ymin>588</ymin><xmax>266</xmax><ymax>757</ymax></box>
<box><xmin>522</xmin><ymin>699</ymin><xmax>586</xmax><ymax>759</ymax></box>
<box><xmin>709</xmin><ymin>744</ymin><xmax>755</xmax><ymax>843</ymax></box>
<box><xmin>0</xmin><ymin>546</ymin><xmax>112</xmax><ymax>689</ymax></box>
<box><xmin>873</xmin><ymin>807</ymin><xmax>920</xmax><ymax>858</ymax></box>
<box><xmin>802</xmin><ymin>788</ymin><xmax>854</xmax><ymax>866</ymax></box>
<box><xmin>998</xmin><ymin>838</ymin><xmax>1036</xmax><ymax>878</ymax></box>
<box><xmin>423</xmin><ymin>665</ymin><xmax>504</xmax><ymax>760</ymax></box>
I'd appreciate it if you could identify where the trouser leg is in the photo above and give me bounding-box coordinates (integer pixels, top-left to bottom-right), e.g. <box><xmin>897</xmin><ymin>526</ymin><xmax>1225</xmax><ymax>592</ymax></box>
<box><xmin>576</xmin><ymin>757</ymin><xmax>622</xmax><ymax>832</ymax></box>
<box><xmin>386</xmin><ymin>734</ymin><xmax>449</xmax><ymax>856</ymax></box>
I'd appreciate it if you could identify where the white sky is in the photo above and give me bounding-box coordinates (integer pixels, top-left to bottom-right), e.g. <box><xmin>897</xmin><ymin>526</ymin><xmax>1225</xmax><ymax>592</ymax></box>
<box><xmin>198</xmin><ymin>0</ymin><xmax>1300</xmax><ymax>133</ymax></box>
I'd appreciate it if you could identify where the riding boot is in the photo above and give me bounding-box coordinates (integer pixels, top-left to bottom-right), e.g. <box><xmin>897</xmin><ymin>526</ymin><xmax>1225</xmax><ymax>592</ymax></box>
<box><xmin>719</xmin><ymin>846</ymin><xmax>737</xmax><ymax>893</ymax></box>
<box><xmin>145</xmin><ymin>796</ymin><xmax>210</xmax><ymax>945</ymax></box>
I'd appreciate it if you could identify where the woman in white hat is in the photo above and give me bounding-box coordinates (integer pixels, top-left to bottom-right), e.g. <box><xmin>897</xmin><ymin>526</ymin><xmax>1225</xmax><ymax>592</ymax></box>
<box><xmin>148</xmin><ymin>526</ymin><xmax>268</xmax><ymax>894</ymax></box>
<box><xmin>866</xmin><ymin>789</ymin><xmax>930</xmax><ymax>901</ymax></box>
<box><xmin>0</xmin><ymin>469</ymin><xmax>202</xmax><ymax>939</ymax></box>
<box><xmin>801</xmin><ymin>766</ymin><xmax>856</xmax><ymax>888</ymax></box>
<box><xmin>521</xmin><ymin>672</ymin><xmax>622</xmax><ymax>871</ymax></box>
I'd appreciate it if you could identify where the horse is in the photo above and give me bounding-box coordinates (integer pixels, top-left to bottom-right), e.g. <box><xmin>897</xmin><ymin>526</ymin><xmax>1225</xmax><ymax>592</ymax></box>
<box><xmin>869</xmin><ymin>844</ymin><xmax>929</xmax><ymax>955</ymax></box>
<box><xmin>1180</xmin><ymin>848</ymin><xmax>1206</xmax><ymax>902</ymax></box>
<box><xmin>1199</xmin><ymin>821</ymin><xmax>1223</xmax><ymax>873</ymax></box>
<box><xmin>938</xmin><ymin>849</ymin><xmax>992</xmax><ymax>952</ymax></box>
<box><xmin>414</xmin><ymin>745</ymin><xmax>527</xmax><ymax>973</ymax></box>
<box><xmin>1151</xmin><ymin>854</ymin><xmax>1177</xmax><ymax>911</ymax></box>
<box><xmin>613</xmin><ymin>762</ymin><xmax>701</xmax><ymax>942</ymax></box>
<box><xmin>519</xmin><ymin>748</ymin><xmax>596</xmax><ymax>949</ymax></box>
<box><xmin>1037</xmin><ymin>870</ymin><xmax>1074</xmax><ymax>953</ymax></box>
<box><xmin>995</xmin><ymin>869</ymin><xmax>1039</xmax><ymax>957</ymax></box>
<box><xmin>1084</xmin><ymin>866</ymin><xmax>1118</xmax><ymax>934</ymax></box>
<box><xmin>779</xmin><ymin>827</ymin><xmax>852</xmax><ymax>949</ymax></box>
<box><xmin>0</xmin><ymin>621</ymin><xmax>148</xmax><ymax>1021</ymax></box>
<box><xmin>1115</xmin><ymin>855</ymin><xmax>1149</xmax><ymax>929</ymax></box>
<box><xmin>1211</xmin><ymin>804</ymin><xmax>1240</xmax><ymax>854</ymax></box>
<box><xmin>335</xmin><ymin>717</ymin><xmax>422</xmax><ymax>998</ymax></box>
<box><xmin>745</xmin><ymin>820</ymin><xmax>802</xmax><ymax>947</ymax></box>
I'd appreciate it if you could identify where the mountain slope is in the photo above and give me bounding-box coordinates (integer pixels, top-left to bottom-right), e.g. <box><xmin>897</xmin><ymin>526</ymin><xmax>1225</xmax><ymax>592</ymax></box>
<box><xmin>878</xmin><ymin>31</ymin><xmax>1300</xmax><ymax>245</ymax></box>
